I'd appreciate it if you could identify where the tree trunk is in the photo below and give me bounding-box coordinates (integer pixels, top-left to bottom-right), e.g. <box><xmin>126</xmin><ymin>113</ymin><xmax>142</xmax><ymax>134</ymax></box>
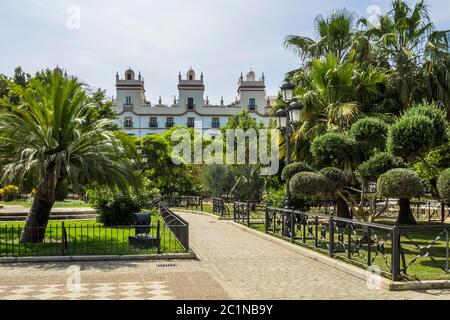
<box><xmin>397</xmin><ymin>198</ymin><xmax>416</xmax><ymax>225</ymax></box>
<box><xmin>336</xmin><ymin>196</ymin><xmax>351</xmax><ymax>219</ymax></box>
<box><xmin>21</xmin><ymin>177</ymin><xmax>56</xmax><ymax>243</ymax></box>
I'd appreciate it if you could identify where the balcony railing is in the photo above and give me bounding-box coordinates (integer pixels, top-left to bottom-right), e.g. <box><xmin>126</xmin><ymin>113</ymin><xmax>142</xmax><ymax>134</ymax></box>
<box><xmin>248</xmin><ymin>105</ymin><xmax>256</xmax><ymax>111</ymax></box>
<box><xmin>187</xmin><ymin>123</ymin><xmax>195</xmax><ymax>128</ymax></box>
<box><xmin>187</xmin><ymin>104</ymin><xmax>196</xmax><ymax>110</ymax></box>
<box><xmin>166</xmin><ymin>122</ymin><xmax>174</xmax><ymax>128</ymax></box>
<box><xmin>123</xmin><ymin>103</ymin><xmax>134</xmax><ymax>109</ymax></box>
<box><xmin>211</xmin><ymin>122</ymin><xmax>220</xmax><ymax>129</ymax></box>
<box><xmin>149</xmin><ymin>123</ymin><xmax>158</xmax><ymax>128</ymax></box>
<box><xmin>124</xmin><ymin>122</ymin><xmax>133</xmax><ymax>128</ymax></box>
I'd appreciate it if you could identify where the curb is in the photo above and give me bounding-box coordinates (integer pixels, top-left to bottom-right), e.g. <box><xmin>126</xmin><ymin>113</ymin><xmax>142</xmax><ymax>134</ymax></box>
<box><xmin>174</xmin><ymin>209</ymin><xmax>234</xmax><ymax>221</ymax></box>
<box><xmin>0</xmin><ymin>251</ymin><xmax>197</xmax><ymax>264</ymax></box>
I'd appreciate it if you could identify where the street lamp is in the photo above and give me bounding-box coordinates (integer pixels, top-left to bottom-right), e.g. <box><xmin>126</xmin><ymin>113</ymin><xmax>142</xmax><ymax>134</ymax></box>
<box><xmin>277</xmin><ymin>79</ymin><xmax>303</xmax><ymax>237</ymax></box>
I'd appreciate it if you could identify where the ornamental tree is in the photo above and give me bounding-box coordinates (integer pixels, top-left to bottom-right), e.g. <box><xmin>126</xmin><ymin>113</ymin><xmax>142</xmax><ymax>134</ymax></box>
<box><xmin>377</xmin><ymin>169</ymin><xmax>424</xmax><ymax>224</ymax></box>
<box><xmin>350</xmin><ymin>117</ymin><xmax>388</xmax><ymax>152</ymax></box>
<box><xmin>319</xmin><ymin>167</ymin><xmax>351</xmax><ymax>219</ymax></box>
<box><xmin>387</xmin><ymin>114</ymin><xmax>437</xmax><ymax>163</ymax></box>
<box><xmin>437</xmin><ymin>169</ymin><xmax>450</xmax><ymax>202</ymax></box>
<box><xmin>290</xmin><ymin>172</ymin><xmax>332</xmax><ymax>198</ymax></box>
<box><xmin>358</xmin><ymin>152</ymin><xmax>406</xmax><ymax>182</ymax></box>
<box><xmin>281</xmin><ymin>161</ymin><xmax>315</xmax><ymax>181</ymax></box>
<box><xmin>310</xmin><ymin>132</ymin><xmax>356</xmax><ymax>166</ymax></box>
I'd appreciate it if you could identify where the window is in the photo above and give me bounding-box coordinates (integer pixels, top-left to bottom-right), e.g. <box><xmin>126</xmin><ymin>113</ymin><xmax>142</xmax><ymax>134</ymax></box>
<box><xmin>124</xmin><ymin>117</ymin><xmax>133</xmax><ymax>128</ymax></box>
<box><xmin>212</xmin><ymin>118</ymin><xmax>220</xmax><ymax>129</ymax></box>
<box><xmin>249</xmin><ymin>98</ymin><xmax>256</xmax><ymax>111</ymax></box>
<box><xmin>166</xmin><ymin>117</ymin><xmax>174</xmax><ymax>128</ymax></box>
<box><xmin>124</xmin><ymin>97</ymin><xmax>133</xmax><ymax>108</ymax></box>
<box><xmin>149</xmin><ymin>117</ymin><xmax>158</xmax><ymax>128</ymax></box>
<box><xmin>189</xmin><ymin>75</ymin><xmax>193</xmax><ymax>80</ymax></box>
<box><xmin>187</xmin><ymin>97</ymin><xmax>194</xmax><ymax>109</ymax></box>
<box><xmin>187</xmin><ymin>117</ymin><xmax>195</xmax><ymax>128</ymax></box>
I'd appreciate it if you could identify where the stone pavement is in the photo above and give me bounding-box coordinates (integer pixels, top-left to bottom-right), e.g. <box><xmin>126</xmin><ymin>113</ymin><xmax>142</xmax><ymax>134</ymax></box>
<box><xmin>1</xmin><ymin>211</ymin><xmax>450</xmax><ymax>300</ymax></box>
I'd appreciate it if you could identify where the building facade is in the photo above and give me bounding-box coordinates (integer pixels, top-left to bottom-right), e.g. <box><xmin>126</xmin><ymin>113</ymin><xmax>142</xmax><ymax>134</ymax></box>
<box><xmin>113</xmin><ymin>67</ymin><xmax>275</xmax><ymax>136</ymax></box>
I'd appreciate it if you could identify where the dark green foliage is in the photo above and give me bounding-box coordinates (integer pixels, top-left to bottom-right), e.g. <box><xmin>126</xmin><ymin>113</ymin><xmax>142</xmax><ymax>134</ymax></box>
<box><xmin>358</xmin><ymin>152</ymin><xmax>406</xmax><ymax>181</ymax></box>
<box><xmin>232</xmin><ymin>165</ymin><xmax>265</xmax><ymax>202</ymax></box>
<box><xmin>437</xmin><ymin>169</ymin><xmax>450</xmax><ymax>202</ymax></box>
<box><xmin>350</xmin><ymin>117</ymin><xmax>388</xmax><ymax>152</ymax></box>
<box><xmin>402</xmin><ymin>102</ymin><xmax>448</xmax><ymax>146</ymax></box>
<box><xmin>377</xmin><ymin>169</ymin><xmax>424</xmax><ymax>199</ymax></box>
<box><xmin>290</xmin><ymin>172</ymin><xmax>332</xmax><ymax>198</ymax></box>
<box><xmin>387</xmin><ymin>115</ymin><xmax>435</xmax><ymax>162</ymax></box>
<box><xmin>310</xmin><ymin>132</ymin><xmax>355</xmax><ymax>165</ymax></box>
<box><xmin>281</xmin><ymin>161</ymin><xmax>315</xmax><ymax>181</ymax></box>
<box><xmin>319</xmin><ymin>167</ymin><xmax>347</xmax><ymax>189</ymax></box>
<box><xmin>88</xmin><ymin>189</ymin><xmax>141</xmax><ymax>226</ymax></box>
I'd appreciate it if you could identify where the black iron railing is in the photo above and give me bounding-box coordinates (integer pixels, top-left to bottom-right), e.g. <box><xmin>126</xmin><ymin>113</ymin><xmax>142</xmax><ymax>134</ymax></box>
<box><xmin>162</xmin><ymin>196</ymin><xmax>203</xmax><ymax>212</ymax></box>
<box><xmin>0</xmin><ymin>205</ymin><xmax>190</xmax><ymax>258</ymax></box>
<box><xmin>233</xmin><ymin>201</ymin><xmax>266</xmax><ymax>228</ymax></box>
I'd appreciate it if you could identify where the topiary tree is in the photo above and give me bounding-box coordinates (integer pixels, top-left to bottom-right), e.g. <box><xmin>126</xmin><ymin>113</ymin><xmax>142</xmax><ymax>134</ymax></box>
<box><xmin>377</xmin><ymin>169</ymin><xmax>424</xmax><ymax>224</ymax></box>
<box><xmin>281</xmin><ymin>161</ymin><xmax>315</xmax><ymax>181</ymax></box>
<box><xmin>402</xmin><ymin>102</ymin><xmax>448</xmax><ymax>146</ymax></box>
<box><xmin>387</xmin><ymin>114</ymin><xmax>436</xmax><ymax>162</ymax></box>
<box><xmin>290</xmin><ymin>172</ymin><xmax>332</xmax><ymax>198</ymax></box>
<box><xmin>310</xmin><ymin>132</ymin><xmax>356</xmax><ymax>166</ymax></box>
<box><xmin>437</xmin><ymin>168</ymin><xmax>450</xmax><ymax>202</ymax></box>
<box><xmin>350</xmin><ymin>117</ymin><xmax>388</xmax><ymax>152</ymax></box>
<box><xmin>319</xmin><ymin>167</ymin><xmax>351</xmax><ymax>219</ymax></box>
<box><xmin>358</xmin><ymin>152</ymin><xmax>406</xmax><ymax>182</ymax></box>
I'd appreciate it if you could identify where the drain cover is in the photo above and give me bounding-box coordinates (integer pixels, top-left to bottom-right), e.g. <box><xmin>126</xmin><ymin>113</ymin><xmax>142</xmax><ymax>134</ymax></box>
<box><xmin>157</xmin><ymin>263</ymin><xmax>177</xmax><ymax>268</ymax></box>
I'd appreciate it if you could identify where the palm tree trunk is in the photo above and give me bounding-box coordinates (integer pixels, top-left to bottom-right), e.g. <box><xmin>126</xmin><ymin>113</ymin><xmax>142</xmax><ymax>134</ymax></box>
<box><xmin>21</xmin><ymin>176</ymin><xmax>56</xmax><ymax>243</ymax></box>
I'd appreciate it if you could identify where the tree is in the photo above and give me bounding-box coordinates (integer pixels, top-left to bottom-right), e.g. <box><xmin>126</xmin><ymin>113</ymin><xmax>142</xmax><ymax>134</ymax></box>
<box><xmin>281</xmin><ymin>162</ymin><xmax>315</xmax><ymax>181</ymax></box>
<box><xmin>350</xmin><ymin>117</ymin><xmax>388</xmax><ymax>153</ymax></box>
<box><xmin>358</xmin><ymin>152</ymin><xmax>406</xmax><ymax>182</ymax></box>
<box><xmin>310</xmin><ymin>132</ymin><xmax>356</xmax><ymax>171</ymax></box>
<box><xmin>290</xmin><ymin>172</ymin><xmax>332</xmax><ymax>199</ymax></box>
<box><xmin>437</xmin><ymin>169</ymin><xmax>450</xmax><ymax>202</ymax></box>
<box><xmin>320</xmin><ymin>167</ymin><xmax>351</xmax><ymax>219</ymax></box>
<box><xmin>377</xmin><ymin>169</ymin><xmax>424</xmax><ymax>224</ymax></box>
<box><xmin>201</xmin><ymin>164</ymin><xmax>235</xmax><ymax>197</ymax></box>
<box><xmin>284</xmin><ymin>8</ymin><xmax>357</xmax><ymax>62</ymax></box>
<box><xmin>359</xmin><ymin>0</ymin><xmax>450</xmax><ymax>110</ymax></box>
<box><xmin>387</xmin><ymin>115</ymin><xmax>435</xmax><ymax>162</ymax></box>
<box><xmin>231</xmin><ymin>165</ymin><xmax>265</xmax><ymax>202</ymax></box>
<box><xmin>0</xmin><ymin>70</ymin><xmax>136</xmax><ymax>242</ymax></box>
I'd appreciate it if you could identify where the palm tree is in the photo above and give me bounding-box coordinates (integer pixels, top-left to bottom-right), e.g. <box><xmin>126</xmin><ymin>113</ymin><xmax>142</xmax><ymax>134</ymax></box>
<box><xmin>359</xmin><ymin>0</ymin><xmax>450</xmax><ymax>110</ymax></box>
<box><xmin>0</xmin><ymin>70</ymin><xmax>137</xmax><ymax>243</ymax></box>
<box><xmin>285</xmin><ymin>8</ymin><xmax>357</xmax><ymax>62</ymax></box>
<box><xmin>201</xmin><ymin>164</ymin><xmax>235</xmax><ymax>197</ymax></box>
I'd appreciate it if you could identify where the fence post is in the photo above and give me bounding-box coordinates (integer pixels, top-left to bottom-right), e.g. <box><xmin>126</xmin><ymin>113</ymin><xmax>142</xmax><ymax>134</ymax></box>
<box><xmin>290</xmin><ymin>210</ymin><xmax>295</xmax><ymax>243</ymax></box>
<box><xmin>328</xmin><ymin>216</ymin><xmax>334</xmax><ymax>257</ymax></box>
<box><xmin>314</xmin><ymin>216</ymin><xmax>319</xmax><ymax>247</ymax></box>
<box><xmin>265</xmin><ymin>207</ymin><xmax>269</xmax><ymax>234</ymax></box>
<box><xmin>201</xmin><ymin>198</ymin><xmax>204</xmax><ymax>212</ymax></box>
<box><xmin>247</xmin><ymin>202</ymin><xmax>250</xmax><ymax>227</ymax></box>
<box><xmin>392</xmin><ymin>225</ymin><xmax>401</xmax><ymax>281</ymax></box>
<box><xmin>442</xmin><ymin>202</ymin><xmax>446</xmax><ymax>223</ymax></box>
<box><xmin>156</xmin><ymin>220</ymin><xmax>161</xmax><ymax>254</ymax></box>
<box><xmin>61</xmin><ymin>221</ymin><xmax>67</xmax><ymax>256</ymax></box>
<box><xmin>233</xmin><ymin>202</ymin><xmax>236</xmax><ymax>222</ymax></box>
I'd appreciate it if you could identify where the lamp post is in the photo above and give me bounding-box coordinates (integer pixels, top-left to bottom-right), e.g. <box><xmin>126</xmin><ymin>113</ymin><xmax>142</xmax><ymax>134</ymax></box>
<box><xmin>277</xmin><ymin>79</ymin><xmax>303</xmax><ymax>236</ymax></box>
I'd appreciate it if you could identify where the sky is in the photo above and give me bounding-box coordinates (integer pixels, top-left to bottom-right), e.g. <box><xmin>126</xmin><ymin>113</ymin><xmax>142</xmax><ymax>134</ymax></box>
<box><xmin>1</xmin><ymin>0</ymin><xmax>449</xmax><ymax>104</ymax></box>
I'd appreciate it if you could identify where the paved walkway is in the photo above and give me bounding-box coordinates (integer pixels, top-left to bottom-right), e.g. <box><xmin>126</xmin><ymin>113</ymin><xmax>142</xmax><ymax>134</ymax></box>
<box><xmin>0</xmin><ymin>211</ymin><xmax>450</xmax><ymax>300</ymax></box>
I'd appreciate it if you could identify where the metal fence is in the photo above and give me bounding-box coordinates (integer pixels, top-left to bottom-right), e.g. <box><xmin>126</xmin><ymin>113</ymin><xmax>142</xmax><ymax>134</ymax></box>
<box><xmin>265</xmin><ymin>207</ymin><xmax>450</xmax><ymax>280</ymax></box>
<box><xmin>212</xmin><ymin>198</ymin><xmax>234</xmax><ymax>217</ymax></box>
<box><xmin>0</xmin><ymin>205</ymin><xmax>189</xmax><ymax>258</ymax></box>
<box><xmin>162</xmin><ymin>196</ymin><xmax>204</xmax><ymax>212</ymax></box>
<box><xmin>233</xmin><ymin>201</ymin><xmax>266</xmax><ymax>228</ymax></box>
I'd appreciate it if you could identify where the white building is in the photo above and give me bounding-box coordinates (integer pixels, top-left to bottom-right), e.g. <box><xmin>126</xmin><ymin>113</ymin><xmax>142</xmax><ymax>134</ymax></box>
<box><xmin>113</xmin><ymin>67</ymin><xmax>275</xmax><ymax>136</ymax></box>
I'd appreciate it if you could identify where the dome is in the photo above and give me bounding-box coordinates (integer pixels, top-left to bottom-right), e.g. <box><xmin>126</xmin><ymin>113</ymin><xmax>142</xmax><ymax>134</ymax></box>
<box><xmin>186</xmin><ymin>67</ymin><xmax>196</xmax><ymax>80</ymax></box>
<box><xmin>125</xmin><ymin>68</ymin><xmax>135</xmax><ymax>80</ymax></box>
<box><xmin>246</xmin><ymin>68</ymin><xmax>256</xmax><ymax>81</ymax></box>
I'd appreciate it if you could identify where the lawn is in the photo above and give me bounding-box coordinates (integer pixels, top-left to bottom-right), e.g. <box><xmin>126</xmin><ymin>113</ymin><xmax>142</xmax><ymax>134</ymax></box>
<box><xmin>0</xmin><ymin>199</ymin><xmax>92</xmax><ymax>208</ymax></box>
<box><xmin>0</xmin><ymin>216</ymin><xmax>186</xmax><ymax>257</ymax></box>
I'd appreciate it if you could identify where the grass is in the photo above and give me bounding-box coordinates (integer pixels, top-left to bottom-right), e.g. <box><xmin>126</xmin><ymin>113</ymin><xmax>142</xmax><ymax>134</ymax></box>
<box><xmin>0</xmin><ymin>199</ymin><xmax>92</xmax><ymax>208</ymax></box>
<box><xmin>0</xmin><ymin>216</ymin><xmax>186</xmax><ymax>257</ymax></box>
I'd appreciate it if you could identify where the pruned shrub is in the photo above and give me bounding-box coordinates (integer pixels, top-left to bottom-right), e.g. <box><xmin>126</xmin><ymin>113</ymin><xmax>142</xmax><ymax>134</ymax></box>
<box><xmin>358</xmin><ymin>152</ymin><xmax>406</xmax><ymax>182</ymax></box>
<box><xmin>387</xmin><ymin>115</ymin><xmax>435</xmax><ymax>162</ymax></box>
<box><xmin>281</xmin><ymin>162</ymin><xmax>315</xmax><ymax>181</ymax></box>
<box><xmin>290</xmin><ymin>172</ymin><xmax>332</xmax><ymax>198</ymax></box>
<box><xmin>350</xmin><ymin>117</ymin><xmax>388</xmax><ymax>151</ymax></box>
<box><xmin>0</xmin><ymin>185</ymin><xmax>20</xmax><ymax>202</ymax></box>
<box><xmin>403</xmin><ymin>102</ymin><xmax>448</xmax><ymax>146</ymax></box>
<box><xmin>319</xmin><ymin>167</ymin><xmax>347</xmax><ymax>189</ymax></box>
<box><xmin>88</xmin><ymin>188</ymin><xmax>141</xmax><ymax>226</ymax></box>
<box><xmin>377</xmin><ymin>169</ymin><xmax>423</xmax><ymax>224</ymax></box>
<box><xmin>437</xmin><ymin>168</ymin><xmax>450</xmax><ymax>202</ymax></box>
<box><xmin>311</xmin><ymin>132</ymin><xmax>355</xmax><ymax>165</ymax></box>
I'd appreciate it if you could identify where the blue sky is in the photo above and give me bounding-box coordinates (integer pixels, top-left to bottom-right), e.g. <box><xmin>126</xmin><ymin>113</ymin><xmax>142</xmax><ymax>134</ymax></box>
<box><xmin>1</xmin><ymin>0</ymin><xmax>449</xmax><ymax>104</ymax></box>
